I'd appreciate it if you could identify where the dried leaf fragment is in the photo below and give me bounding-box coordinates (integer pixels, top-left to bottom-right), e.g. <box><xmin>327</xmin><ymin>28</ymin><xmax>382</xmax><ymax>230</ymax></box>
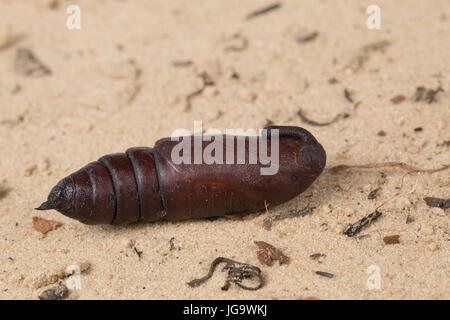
<box><xmin>424</xmin><ymin>197</ymin><xmax>450</xmax><ymax>209</ymax></box>
<box><xmin>414</xmin><ymin>86</ymin><xmax>443</xmax><ymax>104</ymax></box>
<box><xmin>383</xmin><ymin>235</ymin><xmax>400</xmax><ymax>245</ymax></box>
<box><xmin>32</xmin><ymin>216</ymin><xmax>62</xmax><ymax>234</ymax></box>
<box><xmin>254</xmin><ymin>241</ymin><xmax>289</xmax><ymax>266</ymax></box>
<box><xmin>390</xmin><ymin>95</ymin><xmax>406</xmax><ymax>104</ymax></box>
<box><xmin>15</xmin><ymin>48</ymin><xmax>51</xmax><ymax>77</ymax></box>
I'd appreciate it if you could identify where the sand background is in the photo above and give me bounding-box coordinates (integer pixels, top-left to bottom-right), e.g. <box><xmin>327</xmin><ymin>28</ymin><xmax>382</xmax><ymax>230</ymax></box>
<box><xmin>0</xmin><ymin>0</ymin><xmax>448</xmax><ymax>299</ymax></box>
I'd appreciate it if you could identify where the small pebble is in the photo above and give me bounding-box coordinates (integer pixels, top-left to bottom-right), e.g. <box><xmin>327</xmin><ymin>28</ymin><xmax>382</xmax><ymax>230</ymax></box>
<box><xmin>395</xmin><ymin>196</ymin><xmax>412</xmax><ymax>209</ymax></box>
<box><xmin>44</xmin><ymin>0</ymin><xmax>59</xmax><ymax>9</ymax></box>
<box><xmin>427</xmin><ymin>243</ymin><xmax>440</xmax><ymax>251</ymax></box>
<box><xmin>24</xmin><ymin>165</ymin><xmax>38</xmax><ymax>177</ymax></box>
<box><xmin>421</xmin><ymin>225</ymin><xmax>434</xmax><ymax>236</ymax></box>
<box><xmin>39</xmin><ymin>283</ymin><xmax>68</xmax><ymax>300</ymax></box>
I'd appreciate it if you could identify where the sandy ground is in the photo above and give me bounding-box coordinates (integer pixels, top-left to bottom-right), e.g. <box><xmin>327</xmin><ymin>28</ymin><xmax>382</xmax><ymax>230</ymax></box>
<box><xmin>0</xmin><ymin>0</ymin><xmax>449</xmax><ymax>300</ymax></box>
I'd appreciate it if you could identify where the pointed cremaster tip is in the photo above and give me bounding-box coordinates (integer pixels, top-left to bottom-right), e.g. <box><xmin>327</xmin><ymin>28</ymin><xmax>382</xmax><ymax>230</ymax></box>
<box><xmin>35</xmin><ymin>200</ymin><xmax>55</xmax><ymax>211</ymax></box>
<box><xmin>34</xmin><ymin>176</ymin><xmax>75</xmax><ymax>215</ymax></box>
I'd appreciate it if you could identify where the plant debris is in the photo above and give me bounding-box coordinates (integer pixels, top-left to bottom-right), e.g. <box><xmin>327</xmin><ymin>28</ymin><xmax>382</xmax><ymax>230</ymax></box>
<box><xmin>296</xmin><ymin>31</ymin><xmax>318</xmax><ymax>43</ymax></box>
<box><xmin>172</xmin><ymin>60</ymin><xmax>193</xmax><ymax>67</ymax></box>
<box><xmin>254</xmin><ymin>241</ymin><xmax>289</xmax><ymax>266</ymax></box>
<box><xmin>297</xmin><ymin>108</ymin><xmax>350</xmax><ymax>127</ymax></box>
<box><xmin>414</xmin><ymin>127</ymin><xmax>423</xmax><ymax>132</ymax></box>
<box><xmin>15</xmin><ymin>48</ymin><xmax>51</xmax><ymax>77</ymax></box>
<box><xmin>343</xmin><ymin>211</ymin><xmax>382</xmax><ymax>237</ymax></box>
<box><xmin>39</xmin><ymin>282</ymin><xmax>68</xmax><ymax>300</ymax></box>
<box><xmin>406</xmin><ymin>213</ymin><xmax>414</xmax><ymax>224</ymax></box>
<box><xmin>1</xmin><ymin>115</ymin><xmax>25</xmax><ymax>128</ymax></box>
<box><xmin>246</xmin><ymin>3</ymin><xmax>281</xmax><ymax>20</ymax></box>
<box><xmin>367</xmin><ymin>188</ymin><xmax>379</xmax><ymax>200</ymax></box>
<box><xmin>223</xmin><ymin>33</ymin><xmax>249</xmax><ymax>52</ymax></box>
<box><xmin>133</xmin><ymin>246</ymin><xmax>143</xmax><ymax>258</ymax></box>
<box><xmin>390</xmin><ymin>95</ymin><xmax>406</xmax><ymax>104</ymax></box>
<box><xmin>344</xmin><ymin>88</ymin><xmax>353</xmax><ymax>103</ymax></box>
<box><xmin>185</xmin><ymin>71</ymin><xmax>215</xmax><ymax>111</ymax></box>
<box><xmin>187</xmin><ymin>257</ymin><xmax>263</xmax><ymax>291</ymax></box>
<box><xmin>298</xmin><ymin>296</ymin><xmax>321</xmax><ymax>300</ymax></box>
<box><xmin>310</xmin><ymin>253</ymin><xmax>326</xmax><ymax>260</ymax></box>
<box><xmin>315</xmin><ymin>271</ymin><xmax>334</xmax><ymax>278</ymax></box>
<box><xmin>0</xmin><ymin>185</ymin><xmax>11</xmax><ymax>200</ymax></box>
<box><xmin>346</xmin><ymin>39</ymin><xmax>391</xmax><ymax>72</ymax></box>
<box><xmin>383</xmin><ymin>235</ymin><xmax>400</xmax><ymax>245</ymax></box>
<box><xmin>328</xmin><ymin>77</ymin><xmax>339</xmax><ymax>84</ymax></box>
<box><xmin>169</xmin><ymin>237</ymin><xmax>176</xmax><ymax>251</ymax></box>
<box><xmin>33</xmin><ymin>262</ymin><xmax>90</xmax><ymax>289</ymax></box>
<box><xmin>362</xmin><ymin>40</ymin><xmax>391</xmax><ymax>52</ymax></box>
<box><xmin>423</xmin><ymin>197</ymin><xmax>450</xmax><ymax>209</ymax></box>
<box><xmin>414</xmin><ymin>86</ymin><xmax>443</xmax><ymax>104</ymax></box>
<box><xmin>263</xmin><ymin>206</ymin><xmax>312</xmax><ymax>230</ymax></box>
<box><xmin>32</xmin><ymin>216</ymin><xmax>62</xmax><ymax>234</ymax></box>
<box><xmin>330</xmin><ymin>162</ymin><xmax>449</xmax><ymax>174</ymax></box>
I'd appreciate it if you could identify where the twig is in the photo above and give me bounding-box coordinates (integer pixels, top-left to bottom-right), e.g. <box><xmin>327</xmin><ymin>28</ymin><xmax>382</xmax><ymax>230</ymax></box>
<box><xmin>297</xmin><ymin>108</ymin><xmax>349</xmax><ymax>127</ymax></box>
<box><xmin>187</xmin><ymin>257</ymin><xmax>263</xmax><ymax>291</ymax></box>
<box><xmin>330</xmin><ymin>162</ymin><xmax>449</xmax><ymax>174</ymax></box>
<box><xmin>343</xmin><ymin>211</ymin><xmax>382</xmax><ymax>237</ymax></box>
<box><xmin>246</xmin><ymin>3</ymin><xmax>281</xmax><ymax>20</ymax></box>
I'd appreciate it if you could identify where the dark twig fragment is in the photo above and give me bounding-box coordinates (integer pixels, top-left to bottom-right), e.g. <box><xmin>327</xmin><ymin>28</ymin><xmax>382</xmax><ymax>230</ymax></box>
<box><xmin>344</xmin><ymin>88</ymin><xmax>353</xmax><ymax>103</ymax></box>
<box><xmin>297</xmin><ymin>108</ymin><xmax>349</xmax><ymax>127</ymax></box>
<box><xmin>367</xmin><ymin>188</ymin><xmax>379</xmax><ymax>200</ymax></box>
<box><xmin>343</xmin><ymin>211</ymin><xmax>382</xmax><ymax>237</ymax></box>
<box><xmin>296</xmin><ymin>31</ymin><xmax>318</xmax><ymax>43</ymax></box>
<box><xmin>133</xmin><ymin>246</ymin><xmax>143</xmax><ymax>258</ymax></box>
<box><xmin>15</xmin><ymin>48</ymin><xmax>51</xmax><ymax>77</ymax></box>
<box><xmin>187</xmin><ymin>257</ymin><xmax>263</xmax><ymax>291</ymax></box>
<box><xmin>246</xmin><ymin>3</ymin><xmax>281</xmax><ymax>20</ymax></box>
<box><xmin>315</xmin><ymin>271</ymin><xmax>334</xmax><ymax>278</ymax></box>
<box><xmin>424</xmin><ymin>197</ymin><xmax>450</xmax><ymax>209</ymax></box>
<box><xmin>254</xmin><ymin>241</ymin><xmax>289</xmax><ymax>266</ymax></box>
<box><xmin>263</xmin><ymin>206</ymin><xmax>312</xmax><ymax>230</ymax></box>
